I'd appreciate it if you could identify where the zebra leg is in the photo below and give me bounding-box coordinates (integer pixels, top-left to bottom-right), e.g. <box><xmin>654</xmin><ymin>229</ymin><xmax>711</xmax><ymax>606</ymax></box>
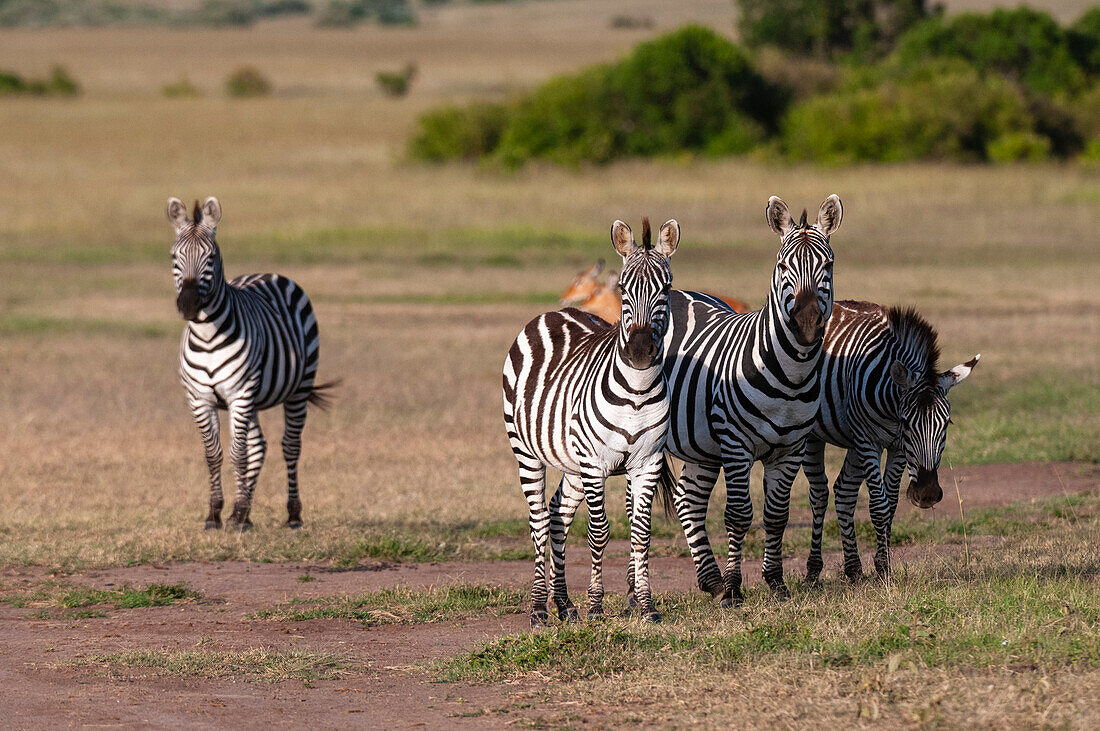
<box><xmin>876</xmin><ymin>446</ymin><xmax>907</xmax><ymax>578</ymax></box>
<box><xmin>624</xmin><ymin>480</ymin><xmax>637</xmax><ymax>612</ymax></box>
<box><xmin>673</xmin><ymin>461</ymin><xmax>724</xmax><ymax>600</ymax></box>
<box><xmin>514</xmin><ymin>449</ymin><xmax>550</xmax><ymax>626</ymax></box>
<box><xmin>282</xmin><ymin>396</ymin><xmax>309</xmax><ymax>528</ymax></box>
<box><xmin>626</xmin><ymin>456</ymin><xmax>663</xmax><ymax>623</ymax></box>
<box><xmin>190</xmin><ymin>397</ymin><xmax>224</xmax><ymax>530</ymax></box>
<box><xmin>720</xmin><ymin>450</ymin><xmax>754</xmax><ymax>608</ymax></box>
<box><xmin>228</xmin><ymin>403</ymin><xmax>265</xmax><ymax>531</ymax></box>
<box><xmin>761</xmin><ymin>455</ymin><xmax>800</xmax><ymax>599</ymax></box>
<box><xmin>584</xmin><ymin>476</ymin><xmax>611</xmax><ymax>620</ymax></box>
<box><xmin>547</xmin><ymin>474</ymin><xmax>585</xmax><ymax>623</ymax></box>
<box><xmin>803</xmin><ymin>437</ymin><xmax>829</xmax><ymax>584</ymax></box>
<box><xmin>833</xmin><ymin>449</ymin><xmax>865</xmax><ymax>581</ymax></box>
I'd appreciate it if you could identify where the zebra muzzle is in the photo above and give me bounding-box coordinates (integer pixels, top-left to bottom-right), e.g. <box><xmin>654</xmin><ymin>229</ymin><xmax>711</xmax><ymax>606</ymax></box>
<box><xmin>792</xmin><ymin>290</ymin><xmax>824</xmax><ymax>346</ymax></box>
<box><xmin>176</xmin><ymin>279</ymin><xmax>202</xmax><ymax>321</ymax></box>
<box><xmin>624</xmin><ymin>324</ymin><xmax>659</xmax><ymax>369</ymax></box>
<box><xmin>906</xmin><ymin>467</ymin><xmax>943</xmax><ymax>509</ymax></box>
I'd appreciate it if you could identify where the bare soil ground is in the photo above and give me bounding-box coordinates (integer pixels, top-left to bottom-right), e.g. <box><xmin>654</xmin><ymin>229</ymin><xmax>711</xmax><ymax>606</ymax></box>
<box><xmin>1</xmin><ymin>461</ymin><xmax>1094</xmax><ymax>729</ymax></box>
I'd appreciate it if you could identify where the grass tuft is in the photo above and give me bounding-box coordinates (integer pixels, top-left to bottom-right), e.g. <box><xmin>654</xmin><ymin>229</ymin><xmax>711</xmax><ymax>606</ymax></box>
<box><xmin>73</xmin><ymin>647</ymin><xmax>355</xmax><ymax>683</ymax></box>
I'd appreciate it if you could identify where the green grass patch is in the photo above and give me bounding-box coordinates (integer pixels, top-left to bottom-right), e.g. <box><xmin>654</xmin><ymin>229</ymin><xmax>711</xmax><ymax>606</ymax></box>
<box><xmin>0</xmin><ymin>315</ymin><xmax>174</xmax><ymax>339</ymax></box>
<box><xmin>2</xmin><ymin>581</ymin><xmax>200</xmax><ymax>620</ymax></box>
<box><xmin>253</xmin><ymin>583</ymin><xmax>524</xmax><ymax>625</ymax></box>
<box><xmin>72</xmin><ymin>648</ymin><xmax>355</xmax><ymax>683</ymax></box>
<box><xmin>438</xmin><ymin>518</ymin><xmax>1100</xmax><ymax>683</ymax></box>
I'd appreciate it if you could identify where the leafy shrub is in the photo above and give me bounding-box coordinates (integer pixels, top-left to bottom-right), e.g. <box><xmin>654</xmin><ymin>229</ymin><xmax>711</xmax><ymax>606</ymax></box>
<box><xmin>258</xmin><ymin>0</ymin><xmax>312</xmax><ymax>16</ymax></box>
<box><xmin>986</xmin><ymin>131</ymin><xmax>1052</xmax><ymax>163</ymax></box>
<box><xmin>0</xmin><ymin>65</ymin><xmax>79</xmax><ymax>95</ymax></box>
<box><xmin>194</xmin><ymin>0</ymin><xmax>256</xmax><ymax>27</ymax></box>
<box><xmin>892</xmin><ymin>7</ymin><xmax>1092</xmax><ymax>96</ymax></box>
<box><xmin>1073</xmin><ymin>84</ymin><xmax>1100</xmax><ymax>139</ymax></box>
<box><xmin>782</xmin><ymin>63</ymin><xmax>1035</xmax><ymax>163</ymax></box>
<box><xmin>736</xmin><ymin>0</ymin><xmax>934</xmax><ymax>60</ymax></box>
<box><xmin>1079</xmin><ymin>136</ymin><xmax>1100</xmax><ymax>164</ymax></box>
<box><xmin>376</xmin><ymin>63</ymin><xmax>417</xmax><ymax>97</ymax></box>
<box><xmin>162</xmin><ymin>78</ymin><xmax>201</xmax><ymax>98</ymax></box>
<box><xmin>225</xmin><ymin>66</ymin><xmax>271</xmax><ymax>97</ymax></box>
<box><xmin>1069</xmin><ymin>7</ymin><xmax>1100</xmax><ymax>75</ymax></box>
<box><xmin>609</xmin><ymin>15</ymin><xmax>654</xmax><ymax>30</ymax></box>
<box><xmin>0</xmin><ymin>0</ymin><xmax>166</xmax><ymax>27</ymax></box>
<box><xmin>315</xmin><ymin>0</ymin><xmax>414</xmax><ymax>27</ymax></box>
<box><xmin>411</xmin><ymin>25</ymin><xmax>788</xmax><ymax>166</ymax></box>
<box><xmin>408</xmin><ymin>103</ymin><xmax>509</xmax><ymax>161</ymax></box>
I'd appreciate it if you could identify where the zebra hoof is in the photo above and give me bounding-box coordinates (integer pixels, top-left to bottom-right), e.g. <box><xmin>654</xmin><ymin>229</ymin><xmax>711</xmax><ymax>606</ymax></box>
<box><xmin>558</xmin><ymin>605</ymin><xmax>580</xmax><ymax>623</ymax></box>
<box><xmin>587</xmin><ymin>610</ymin><xmax>604</xmax><ymax>622</ymax></box>
<box><xmin>621</xmin><ymin>595</ymin><xmax>638</xmax><ymax>617</ymax></box>
<box><xmin>844</xmin><ymin>569</ymin><xmax>865</xmax><ymax>583</ymax></box>
<box><xmin>805</xmin><ymin>570</ymin><xmax>822</xmax><ymax>586</ymax></box>
<box><xmin>286</xmin><ymin>519</ymin><xmax>304</xmax><ymax>529</ymax></box>
<box><xmin>770</xmin><ymin>583</ymin><xmax>791</xmax><ymax>601</ymax></box>
<box><xmin>643</xmin><ymin>610</ymin><xmax>662</xmax><ymax>624</ymax></box>
<box><xmin>228</xmin><ymin>520</ymin><xmax>253</xmax><ymax>533</ymax></box>
<box><xmin>530</xmin><ymin>611</ymin><xmax>550</xmax><ymax>628</ymax></box>
<box><xmin>204</xmin><ymin>520</ymin><xmax>222</xmax><ymax>531</ymax></box>
<box><xmin>720</xmin><ymin>589</ymin><xmax>744</xmax><ymax>609</ymax></box>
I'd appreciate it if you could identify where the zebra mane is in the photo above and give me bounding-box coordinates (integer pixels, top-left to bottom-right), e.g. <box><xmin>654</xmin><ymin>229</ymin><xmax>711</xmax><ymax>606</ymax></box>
<box><xmin>798</xmin><ymin>209</ymin><xmax>808</xmax><ymax>228</ymax></box>
<box><xmin>192</xmin><ymin>200</ymin><xmax>203</xmax><ymax>225</ymax></box>
<box><xmin>641</xmin><ymin>217</ymin><xmax>651</xmax><ymax>250</ymax></box>
<box><xmin>887</xmin><ymin>306</ymin><xmax>940</xmax><ymax>389</ymax></box>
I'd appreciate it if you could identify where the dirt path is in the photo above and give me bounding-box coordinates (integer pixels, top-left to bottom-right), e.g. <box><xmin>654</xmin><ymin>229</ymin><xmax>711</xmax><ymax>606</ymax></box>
<box><xmin>1</xmin><ymin>461</ymin><xmax>1095</xmax><ymax>729</ymax></box>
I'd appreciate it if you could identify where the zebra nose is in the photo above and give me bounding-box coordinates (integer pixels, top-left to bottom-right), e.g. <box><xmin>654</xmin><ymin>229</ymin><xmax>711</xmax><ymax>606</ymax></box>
<box><xmin>625</xmin><ymin>323</ymin><xmax>657</xmax><ymax>368</ymax></box>
<box><xmin>177</xmin><ymin>278</ymin><xmax>202</xmax><ymax>321</ymax></box>
<box><xmin>792</xmin><ymin>288</ymin><xmax>824</xmax><ymax>346</ymax></box>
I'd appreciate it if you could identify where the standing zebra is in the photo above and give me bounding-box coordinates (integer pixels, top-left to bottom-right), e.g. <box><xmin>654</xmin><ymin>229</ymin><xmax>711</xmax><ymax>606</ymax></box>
<box><xmin>503</xmin><ymin>218</ymin><xmax>679</xmax><ymax>625</ymax></box>
<box><xmin>659</xmin><ymin>195</ymin><xmax>842</xmax><ymax>607</ymax></box>
<box><xmin>803</xmin><ymin>300</ymin><xmax>979</xmax><ymax>582</ymax></box>
<box><xmin>168</xmin><ymin>197</ymin><xmax>332</xmax><ymax>531</ymax></box>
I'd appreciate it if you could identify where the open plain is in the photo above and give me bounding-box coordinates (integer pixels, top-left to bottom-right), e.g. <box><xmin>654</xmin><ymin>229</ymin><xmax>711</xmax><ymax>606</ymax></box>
<box><xmin>1</xmin><ymin>0</ymin><xmax>1098</xmax><ymax>726</ymax></box>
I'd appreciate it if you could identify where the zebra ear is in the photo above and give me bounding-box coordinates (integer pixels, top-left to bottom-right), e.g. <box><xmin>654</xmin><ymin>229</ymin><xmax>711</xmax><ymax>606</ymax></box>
<box><xmin>890</xmin><ymin>361</ymin><xmax>912</xmax><ymax>390</ymax></box>
<box><xmin>610</xmin><ymin>220</ymin><xmax>636</xmax><ymax>259</ymax></box>
<box><xmin>815</xmin><ymin>194</ymin><xmax>843</xmax><ymax>236</ymax></box>
<box><xmin>656</xmin><ymin>219</ymin><xmax>680</xmax><ymax>258</ymax></box>
<box><xmin>765</xmin><ymin>196</ymin><xmax>793</xmax><ymax>236</ymax></box>
<box><xmin>201</xmin><ymin>197</ymin><xmax>222</xmax><ymax>229</ymax></box>
<box><xmin>167</xmin><ymin>197</ymin><xmax>189</xmax><ymax>232</ymax></box>
<box><xmin>938</xmin><ymin>353</ymin><xmax>980</xmax><ymax>391</ymax></box>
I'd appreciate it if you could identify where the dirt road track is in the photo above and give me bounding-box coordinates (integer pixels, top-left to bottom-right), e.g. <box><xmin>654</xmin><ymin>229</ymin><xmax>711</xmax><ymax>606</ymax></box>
<box><xmin>1</xmin><ymin>461</ymin><xmax>1095</xmax><ymax>728</ymax></box>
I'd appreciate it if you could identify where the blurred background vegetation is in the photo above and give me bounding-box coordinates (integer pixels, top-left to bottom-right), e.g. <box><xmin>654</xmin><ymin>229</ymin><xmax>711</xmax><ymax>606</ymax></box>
<box><xmin>410</xmin><ymin>2</ymin><xmax>1100</xmax><ymax>166</ymax></box>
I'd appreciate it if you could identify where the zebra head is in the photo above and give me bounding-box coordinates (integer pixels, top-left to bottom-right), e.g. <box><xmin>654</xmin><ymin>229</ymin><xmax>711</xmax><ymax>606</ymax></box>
<box><xmin>766</xmin><ymin>195</ymin><xmax>842</xmax><ymax>347</ymax></box>
<box><xmin>890</xmin><ymin>354</ymin><xmax>981</xmax><ymax>509</ymax></box>
<box><xmin>167</xmin><ymin>196</ymin><xmax>224</xmax><ymax>322</ymax></box>
<box><xmin>611</xmin><ymin>217</ymin><xmax>679</xmax><ymax>370</ymax></box>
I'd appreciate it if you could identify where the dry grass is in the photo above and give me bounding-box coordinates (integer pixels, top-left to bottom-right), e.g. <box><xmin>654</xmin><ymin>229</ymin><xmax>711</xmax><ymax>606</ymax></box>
<box><xmin>0</xmin><ymin>2</ymin><xmax>1097</xmax><ymax>570</ymax></box>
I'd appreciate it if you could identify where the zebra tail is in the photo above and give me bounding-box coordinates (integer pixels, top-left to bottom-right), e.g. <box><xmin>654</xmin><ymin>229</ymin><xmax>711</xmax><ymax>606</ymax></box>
<box><xmin>306</xmin><ymin>379</ymin><xmax>342</xmax><ymax>411</ymax></box>
<box><xmin>655</xmin><ymin>455</ymin><xmax>678</xmax><ymax>520</ymax></box>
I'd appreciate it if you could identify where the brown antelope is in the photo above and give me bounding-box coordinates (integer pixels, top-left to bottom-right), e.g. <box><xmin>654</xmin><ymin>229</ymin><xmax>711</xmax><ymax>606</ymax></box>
<box><xmin>579</xmin><ymin>271</ymin><xmax>622</xmax><ymax>323</ymax></box>
<box><xmin>560</xmin><ymin>260</ymin><xmax>605</xmax><ymax>306</ymax></box>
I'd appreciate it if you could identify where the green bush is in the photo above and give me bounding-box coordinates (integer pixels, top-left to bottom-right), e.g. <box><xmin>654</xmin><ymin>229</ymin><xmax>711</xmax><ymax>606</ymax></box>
<box><xmin>162</xmin><ymin>77</ymin><xmax>201</xmax><ymax>98</ymax></box>
<box><xmin>314</xmin><ymin>0</ymin><xmax>414</xmax><ymax>27</ymax></box>
<box><xmin>736</xmin><ymin>0</ymin><xmax>934</xmax><ymax>60</ymax></box>
<box><xmin>408</xmin><ymin>103</ymin><xmax>509</xmax><ymax>161</ymax></box>
<box><xmin>194</xmin><ymin>0</ymin><xmax>256</xmax><ymax>26</ymax></box>
<box><xmin>986</xmin><ymin>131</ymin><xmax>1052</xmax><ymax>163</ymax></box>
<box><xmin>314</xmin><ymin>0</ymin><xmax>363</xmax><ymax>27</ymax></box>
<box><xmin>258</xmin><ymin>0</ymin><xmax>312</xmax><ymax>16</ymax></box>
<box><xmin>782</xmin><ymin>64</ymin><xmax>1036</xmax><ymax>163</ymax></box>
<box><xmin>1079</xmin><ymin>136</ymin><xmax>1100</xmax><ymax>163</ymax></box>
<box><xmin>0</xmin><ymin>0</ymin><xmax>166</xmax><ymax>27</ymax></box>
<box><xmin>892</xmin><ymin>7</ymin><xmax>1092</xmax><ymax>96</ymax></box>
<box><xmin>375</xmin><ymin>0</ymin><xmax>414</xmax><ymax>25</ymax></box>
<box><xmin>376</xmin><ymin>63</ymin><xmax>417</xmax><ymax>97</ymax></box>
<box><xmin>225</xmin><ymin>66</ymin><xmax>271</xmax><ymax>97</ymax></box>
<box><xmin>0</xmin><ymin>65</ymin><xmax>79</xmax><ymax>95</ymax></box>
<box><xmin>411</xmin><ymin>25</ymin><xmax>788</xmax><ymax>167</ymax></box>
<box><xmin>1069</xmin><ymin>7</ymin><xmax>1100</xmax><ymax>75</ymax></box>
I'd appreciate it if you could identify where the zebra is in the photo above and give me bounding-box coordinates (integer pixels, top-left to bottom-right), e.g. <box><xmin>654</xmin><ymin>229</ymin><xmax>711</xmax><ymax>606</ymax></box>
<box><xmin>656</xmin><ymin>195</ymin><xmax>842</xmax><ymax>607</ymax></box>
<box><xmin>503</xmin><ymin>218</ymin><xmax>679</xmax><ymax>625</ymax></box>
<box><xmin>803</xmin><ymin>300</ymin><xmax>980</xmax><ymax>582</ymax></box>
<box><xmin>167</xmin><ymin>197</ymin><xmax>333</xmax><ymax>531</ymax></box>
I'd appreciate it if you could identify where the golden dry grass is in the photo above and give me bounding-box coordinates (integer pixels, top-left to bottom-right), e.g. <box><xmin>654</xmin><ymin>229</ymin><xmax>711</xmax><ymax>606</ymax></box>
<box><xmin>0</xmin><ymin>2</ymin><xmax>1097</xmax><ymax>570</ymax></box>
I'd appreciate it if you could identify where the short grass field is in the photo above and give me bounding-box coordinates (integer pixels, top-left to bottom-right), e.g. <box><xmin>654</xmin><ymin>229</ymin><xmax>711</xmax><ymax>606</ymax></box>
<box><xmin>0</xmin><ymin>0</ymin><xmax>1098</xmax><ymax>726</ymax></box>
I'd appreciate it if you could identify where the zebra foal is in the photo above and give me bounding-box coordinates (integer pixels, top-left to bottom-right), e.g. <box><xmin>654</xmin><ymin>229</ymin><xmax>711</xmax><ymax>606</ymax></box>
<box><xmin>503</xmin><ymin>218</ymin><xmax>679</xmax><ymax>625</ymax></box>
<box><xmin>659</xmin><ymin>195</ymin><xmax>842</xmax><ymax>607</ymax></box>
<box><xmin>168</xmin><ymin>197</ymin><xmax>332</xmax><ymax>531</ymax></box>
<box><xmin>803</xmin><ymin>301</ymin><xmax>979</xmax><ymax>582</ymax></box>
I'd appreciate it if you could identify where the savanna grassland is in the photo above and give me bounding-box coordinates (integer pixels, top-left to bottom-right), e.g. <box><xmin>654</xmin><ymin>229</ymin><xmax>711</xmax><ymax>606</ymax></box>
<box><xmin>0</xmin><ymin>0</ymin><xmax>1098</xmax><ymax>726</ymax></box>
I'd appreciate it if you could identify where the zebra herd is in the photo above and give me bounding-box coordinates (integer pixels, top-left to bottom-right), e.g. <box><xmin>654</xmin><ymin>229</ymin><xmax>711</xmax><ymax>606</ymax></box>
<box><xmin>166</xmin><ymin>194</ymin><xmax>978</xmax><ymax>626</ymax></box>
<box><xmin>503</xmin><ymin>195</ymin><xmax>979</xmax><ymax>625</ymax></box>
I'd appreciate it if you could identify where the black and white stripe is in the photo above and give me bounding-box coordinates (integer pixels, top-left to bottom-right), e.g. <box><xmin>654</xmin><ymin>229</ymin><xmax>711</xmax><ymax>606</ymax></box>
<box><xmin>168</xmin><ymin>197</ymin><xmax>331</xmax><ymax>531</ymax></box>
<box><xmin>803</xmin><ymin>300</ymin><xmax>979</xmax><ymax>581</ymax></box>
<box><xmin>503</xmin><ymin>218</ymin><xmax>679</xmax><ymax>625</ymax></box>
<box><xmin>658</xmin><ymin>195</ymin><xmax>842</xmax><ymax>606</ymax></box>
